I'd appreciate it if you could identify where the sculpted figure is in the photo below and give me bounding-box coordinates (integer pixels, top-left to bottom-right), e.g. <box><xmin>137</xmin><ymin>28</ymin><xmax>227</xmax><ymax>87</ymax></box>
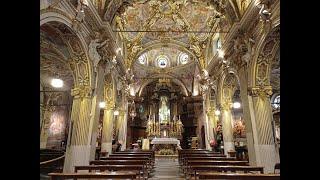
<box><xmin>88</xmin><ymin>32</ymin><xmax>108</xmax><ymax>72</ymax></box>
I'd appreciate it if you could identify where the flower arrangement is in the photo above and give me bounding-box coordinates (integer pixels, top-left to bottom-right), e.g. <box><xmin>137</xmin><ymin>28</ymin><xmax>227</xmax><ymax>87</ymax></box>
<box><xmin>158</xmin><ymin>149</ymin><xmax>174</xmax><ymax>155</ymax></box>
<box><xmin>233</xmin><ymin>119</ymin><xmax>246</xmax><ymax>138</ymax></box>
<box><xmin>209</xmin><ymin>139</ymin><xmax>217</xmax><ymax>148</ymax></box>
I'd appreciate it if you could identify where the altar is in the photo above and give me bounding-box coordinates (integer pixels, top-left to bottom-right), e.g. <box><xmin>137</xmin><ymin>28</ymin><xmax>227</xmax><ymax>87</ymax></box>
<box><xmin>151</xmin><ymin>138</ymin><xmax>180</xmax><ymax>155</ymax></box>
<box><xmin>151</xmin><ymin>137</ymin><xmax>180</xmax><ymax>145</ymax></box>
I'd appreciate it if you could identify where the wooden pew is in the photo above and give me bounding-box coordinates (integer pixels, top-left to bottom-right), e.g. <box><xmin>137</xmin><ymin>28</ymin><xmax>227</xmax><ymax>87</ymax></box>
<box><xmin>274</xmin><ymin>163</ymin><xmax>280</xmax><ymax>173</ymax></box>
<box><xmin>48</xmin><ymin>171</ymin><xmax>137</xmax><ymax>179</ymax></box>
<box><xmin>90</xmin><ymin>160</ymin><xmax>149</xmax><ymax>176</ymax></box>
<box><xmin>184</xmin><ymin>160</ymin><xmax>248</xmax><ymax>174</ymax></box>
<box><xmin>109</xmin><ymin>154</ymin><xmax>154</xmax><ymax>167</ymax></box>
<box><xmin>101</xmin><ymin>156</ymin><xmax>152</xmax><ymax>169</ymax></box>
<box><xmin>182</xmin><ymin>157</ymin><xmax>236</xmax><ymax>168</ymax></box>
<box><xmin>178</xmin><ymin>149</ymin><xmax>211</xmax><ymax>163</ymax></box>
<box><xmin>113</xmin><ymin>152</ymin><xmax>154</xmax><ymax>162</ymax></box>
<box><xmin>180</xmin><ymin>152</ymin><xmax>226</xmax><ymax>162</ymax></box>
<box><xmin>198</xmin><ymin>172</ymin><xmax>280</xmax><ymax>179</ymax></box>
<box><xmin>75</xmin><ymin>165</ymin><xmax>145</xmax><ymax>179</ymax></box>
<box><xmin>189</xmin><ymin>165</ymin><xmax>264</xmax><ymax>179</ymax></box>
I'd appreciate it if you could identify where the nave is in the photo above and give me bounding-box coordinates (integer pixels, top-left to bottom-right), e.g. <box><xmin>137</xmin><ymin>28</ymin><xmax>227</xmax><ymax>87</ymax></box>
<box><xmin>44</xmin><ymin>149</ymin><xmax>280</xmax><ymax>179</ymax></box>
<box><xmin>40</xmin><ymin>0</ymin><xmax>280</xmax><ymax>179</ymax></box>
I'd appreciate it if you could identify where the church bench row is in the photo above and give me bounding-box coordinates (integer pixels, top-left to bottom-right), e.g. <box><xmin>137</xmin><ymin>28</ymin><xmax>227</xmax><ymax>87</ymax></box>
<box><xmin>90</xmin><ymin>160</ymin><xmax>151</xmax><ymax>176</ymax></box>
<box><xmin>179</xmin><ymin>152</ymin><xmax>226</xmax><ymax>164</ymax></box>
<box><xmin>182</xmin><ymin>157</ymin><xmax>236</xmax><ymax>168</ymax></box>
<box><xmin>197</xmin><ymin>172</ymin><xmax>280</xmax><ymax>179</ymax></box>
<box><xmin>75</xmin><ymin>165</ymin><xmax>146</xmax><ymax>180</ymax></box>
<box><xmin>188</xmin><ymin>165</ymin><xmax>264</xmax><ymax>179</ymax></box>
<box><xmin>48</xmin><ymin>171</ymin><xmax>137</xmax><ymax>179</ymax></box>
<box><xmin>116</xmin><ymin>150</ymin><xmax>155</xmax><ymax>158</ymax></box>
<box><xmin>183</xmin><ymin>160</ymin><xmax>249</xmax><ymax>174</ymax></box>
<box><xmin>100</xmin><ymin>156</ymin><xmax>153</xmax><ymax>169</ymax></box>
<box><xmin>113</xmin><ymin>152</ymin><xmax>155</xmax><ymax>165</ymax></box>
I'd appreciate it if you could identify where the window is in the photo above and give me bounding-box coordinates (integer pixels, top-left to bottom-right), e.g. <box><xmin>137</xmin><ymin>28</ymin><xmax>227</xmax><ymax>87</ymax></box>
<box><xmin>178</xmin><ymin>52</ymin><xmax>189</xmax><ymax>65</ymax></box>
<box><xmin>157</xmin><ymin>55</ymin><xmax>169</xmax><ymax>68</ymax></box>
<box><xmin>216</xmin><ymin>38</ymin><xmax>222</xmax><ymax>50</ymax></box>
<box><xmin>272</xmin><ymin>95</ymin><xmax>280</xmax><ymax>109</ymax></box>
<box><xmin>138</xmin><ymin>53</ymin><xmax>147</xmax><ymax>65</ymax></box>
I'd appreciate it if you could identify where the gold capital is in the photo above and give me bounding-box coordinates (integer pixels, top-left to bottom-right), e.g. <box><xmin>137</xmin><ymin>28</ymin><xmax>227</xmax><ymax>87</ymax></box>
<box><xmin>71</xmin><ymin>85</ymin><xmax>92</xmax><ymax>99</ymax></box>
<box><xmin>249</xmin><ymin>86</ymin><xmax>273</xmax><ymax>98</ymax></box>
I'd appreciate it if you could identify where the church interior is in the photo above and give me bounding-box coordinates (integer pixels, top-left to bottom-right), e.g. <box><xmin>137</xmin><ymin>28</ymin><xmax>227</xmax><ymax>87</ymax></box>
<box><xmin>40</xmin><ymin>0</ymin><xmax>280</xmax><ymax>179</ymax></box>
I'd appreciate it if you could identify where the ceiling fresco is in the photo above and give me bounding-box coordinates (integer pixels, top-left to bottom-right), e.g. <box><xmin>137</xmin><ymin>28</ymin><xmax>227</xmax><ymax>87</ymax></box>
<box><xmin>40</xmin><ymin>22</ymin><xmax>75</xmax><ymax>90</ymax></box>
<box><xmin>121</xmin><ymin>0</ymin><xmax>220</xmax><ymax>43</ymax></box>
<box><xmin>112</xmin><ymin>0</ymin><xmax>240</xmax><ymax>48</ymax></box>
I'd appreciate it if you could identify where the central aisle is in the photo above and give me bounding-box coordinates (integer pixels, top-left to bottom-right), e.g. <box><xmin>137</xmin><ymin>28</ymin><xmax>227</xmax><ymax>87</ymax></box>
<box><xmin>149</xmin><ymin>157</ymin><xmax>184</xmax><ymax>180</ymax></box>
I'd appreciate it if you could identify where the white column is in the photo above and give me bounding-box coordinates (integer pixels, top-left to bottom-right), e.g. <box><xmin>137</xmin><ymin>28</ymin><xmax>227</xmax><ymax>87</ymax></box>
<box><xmin>221</xmin><ymin>102</ymin><xmax>235</xmax><ymax>156</ymax></box>
<box><xmin>250</xmin><ymin>87</ymin><xmax>280</xmax><ymax>173</ymax></box>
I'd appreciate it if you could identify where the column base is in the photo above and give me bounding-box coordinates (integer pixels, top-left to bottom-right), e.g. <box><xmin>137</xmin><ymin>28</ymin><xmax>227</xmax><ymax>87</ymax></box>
<box><xmin>101</xmin><ymin>142</ymin><xmax>112</xmax><ymax>156</ymax></box>
<box><xmin>255</xmin><ymin>144</ymin><xmax>280</xmax><ymax>173</ymax></box>
<box><xmin>224</xmin><ymin>142</ymin><xmax>235</xmax><ymax>156</ymax></box>
<box><xmin>63</xmin><ymin>145</ymin><xmax>91</xmax><ymax>173</ymax></box>
<box><xmin>40</xmin><ymin>142</ymin><xmax>47</xmax><ymax>149</ymax></box>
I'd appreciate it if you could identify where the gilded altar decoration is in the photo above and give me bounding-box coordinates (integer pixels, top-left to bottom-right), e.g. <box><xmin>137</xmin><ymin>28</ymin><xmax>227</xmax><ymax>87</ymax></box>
<box><xmin>146</xmin><ymin>114</ymin><xmax>183</xmax><ymax>138</ymax></box>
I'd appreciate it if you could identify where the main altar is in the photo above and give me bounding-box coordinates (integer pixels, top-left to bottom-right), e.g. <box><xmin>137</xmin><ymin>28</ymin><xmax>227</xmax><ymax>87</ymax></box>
<box><xmin>145</xmin><ymin>106</ymin><xmax>183</xmax><ymax>155</ymax></box>
<box><xmin>143</xmin><ymin>80</ymin><xmax>184</xmax><ymax>155</ymax></box>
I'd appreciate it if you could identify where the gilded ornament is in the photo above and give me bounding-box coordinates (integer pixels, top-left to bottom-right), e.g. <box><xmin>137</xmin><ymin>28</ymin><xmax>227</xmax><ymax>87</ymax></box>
<box><xmin>71</xmin><ymin>85</ymin><xmax>92</xmax><ymax>99</ymax></box>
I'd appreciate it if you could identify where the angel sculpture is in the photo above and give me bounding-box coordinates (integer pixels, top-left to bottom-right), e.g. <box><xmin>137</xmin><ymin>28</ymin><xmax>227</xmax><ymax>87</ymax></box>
<box><xmin>258</xmin><ymin>3</ymin><xmax>271</xmax><ymax>22</ymax></box>
<box><xmin>88</xmin><ymin>32</ymin><xmax>108</xmax><ymax>72</ymax></box>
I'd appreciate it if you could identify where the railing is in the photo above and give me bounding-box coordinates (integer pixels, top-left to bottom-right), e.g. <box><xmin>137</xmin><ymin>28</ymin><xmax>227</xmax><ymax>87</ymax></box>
<box><xmin>40</xmin><ymin>153</ymin><xmax>65</xmax><ymax>175</ymax></box>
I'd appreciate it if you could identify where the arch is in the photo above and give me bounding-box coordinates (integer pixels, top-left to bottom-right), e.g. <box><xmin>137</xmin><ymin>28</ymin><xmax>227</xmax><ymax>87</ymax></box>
<box><xmin>248</xmin><ymin>24</ymin><xmax>280</xmax><ymax>88</ymax></box>
<box><xmin>132</xmin><ymin>40</ymin><xmax>201</xmax><ymax>70</ymax></box>
<box><xmin>217</xmin><ymin>68</ymin><xmax>241</xmax><ymax>105</ymax></box>
<box><xmin>137</xmin><ymin>74</ymin><xmax>189</xmax><ymax>97</ymax></box>
<box><xmin>40</xmin><ymin>10</ymin><xmax>93</xmax><ymax>88</ymax></box>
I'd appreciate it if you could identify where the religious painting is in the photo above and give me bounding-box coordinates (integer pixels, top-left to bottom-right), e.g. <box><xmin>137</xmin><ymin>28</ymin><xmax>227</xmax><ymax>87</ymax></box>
<box><xmin>47</xmin><ymin>107</ymin><xmax>68</xmax><ymax>149</ymax></box>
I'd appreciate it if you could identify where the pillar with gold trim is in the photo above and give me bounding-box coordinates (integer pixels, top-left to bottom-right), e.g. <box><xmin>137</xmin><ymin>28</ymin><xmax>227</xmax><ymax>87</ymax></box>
<box><xmin>249</xmin><ymin>86</ymin><xmax>280</xmax><ymax>173</ymax></box>
<box><xmin>63</xmin><ymin>85</ymin><xmax>93</xmax><ymax>173</ymax></box>
<box><xmin>100</xmin><ymin>77</ymin><xmax>115</xmax><ymax>156</ymax></box>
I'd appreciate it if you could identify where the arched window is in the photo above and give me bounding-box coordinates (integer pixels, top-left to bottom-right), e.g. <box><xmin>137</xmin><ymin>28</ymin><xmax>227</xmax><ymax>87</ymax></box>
<box><xmin>272</xmin><ymin>95</ymin><xmax>280</xmax><ymax>109</ymax></box>
<box><xmin>156</xmin><ymin>55</ymin><xmax>169</xmax><ymax>68</ymax></box>
<box><xmin>178</xmin><ymin>52</ymin><xmax>189</xmax><ymax>65</ymax></box>
<box><xmin>216</xmin><ymin>38</ymin><xmax>222</xmax><ymax>50</ymax></box>
<box><xmin>138</xmin><ymin>53</ymin><xmax>147</xmax><ymax>65</ymax></box>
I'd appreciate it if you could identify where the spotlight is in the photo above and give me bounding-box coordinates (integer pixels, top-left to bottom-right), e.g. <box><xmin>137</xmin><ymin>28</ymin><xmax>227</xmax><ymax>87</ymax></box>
<box><xmin>51</xmin><ymin>78</ymin><xmax>63</xmax><ymax>88</ymax></box>
<box><xmin>215</xmin><ymin>110</ymin><xmax>221</xmax><ymax>116</ymax></box>
<box><xmin>217</xmin><ymin>49</ymin><xmax>224</xmax><ymax>58</ymax></box>
<box><xmin>99</xmin><ymin>102</ymin><xmax>106</xmax><ymax>108</ymax></box>
<box><xmin>233</xmin><ymin>102</ymin><xmax>241</xmax><ymax>109</ymax></box>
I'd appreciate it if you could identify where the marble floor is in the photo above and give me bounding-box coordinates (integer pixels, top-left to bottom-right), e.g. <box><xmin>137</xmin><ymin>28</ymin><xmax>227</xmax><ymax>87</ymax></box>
<box><xmin>149</xmin><ymin>157</ymin><xmax>184</xmax><ymax>180</ymax></box>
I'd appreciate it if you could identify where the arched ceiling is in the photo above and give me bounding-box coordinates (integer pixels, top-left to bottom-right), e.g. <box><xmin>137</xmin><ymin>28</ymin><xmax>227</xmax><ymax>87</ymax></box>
<box><xmin>40</xmin><ymin>22</ymin><xmax>75</xmax><ymax>91</ymax></box>
<box><xmin>110</xmin><ymin>0</ymin><xmax>242</xmax><ymax>48</ymax></box>
<box><xmin>135</xmin><ymin>46</ymin><xmax>194</xmax><ymax>67</ymax></box>
<box><xmin>120</xmin><ymin>0</ymin><xmax>228</xmax><ymax>44</ymax></box>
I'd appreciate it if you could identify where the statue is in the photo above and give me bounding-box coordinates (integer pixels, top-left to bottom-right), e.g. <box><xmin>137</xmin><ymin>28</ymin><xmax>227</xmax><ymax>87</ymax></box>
<box><xmin>258</xmin><ymin>3</ymin><xmax>271</xmax><ymax>22</ymax></box>
<box><xmin>88</xmin><ymin>32</ymin><xmax>108</xmax><ymax>72</ymax></box>
<box><xmin>159</xmin><ymin>96</ymin><xmax>170</xmax><ymax>123</ymax></box>
<box><xmin>241</xmin><ymin>35</ymin><xmax>255</xmax><ymax>65</ymax></box>
<box><xmin>75</xmin><ymin>0</ymin><xmax>86</xmax><ymax>22</ymax></box>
